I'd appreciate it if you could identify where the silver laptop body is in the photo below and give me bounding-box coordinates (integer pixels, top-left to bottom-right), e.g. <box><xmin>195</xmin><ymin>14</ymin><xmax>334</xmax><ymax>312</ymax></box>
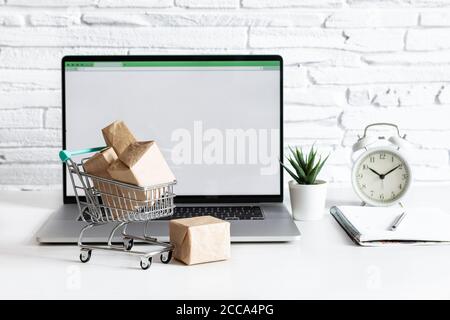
<box><xmin>36</xmin><ymin>55</ymin><xmax>300</xmax><ymax>243</ymax></box>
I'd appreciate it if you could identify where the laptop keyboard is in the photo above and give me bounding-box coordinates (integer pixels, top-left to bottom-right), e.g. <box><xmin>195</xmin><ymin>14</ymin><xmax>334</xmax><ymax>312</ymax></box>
<box><xmin>158</xmin><ymin>206</ymin><xmax>264</xmax><ymax>221</ymax></box>
<box><xmin>77</xmin><ymin>205</ymin><xmax>264</xmax><ymax>221</ymax></box>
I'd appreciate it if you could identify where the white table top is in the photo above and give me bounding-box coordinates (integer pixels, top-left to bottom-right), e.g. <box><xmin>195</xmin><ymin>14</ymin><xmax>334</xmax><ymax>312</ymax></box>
<box><xmin>1</xmin><ymin>184</ymin><xmax>450</xmax><ymax>300</ymax></box>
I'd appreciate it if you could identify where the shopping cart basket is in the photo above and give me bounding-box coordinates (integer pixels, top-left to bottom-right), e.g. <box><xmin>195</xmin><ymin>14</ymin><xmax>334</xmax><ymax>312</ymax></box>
<box><xmin>59</xmin><ymin>147</ymin><xmax>176</xmax><ymax>270</ymax></box>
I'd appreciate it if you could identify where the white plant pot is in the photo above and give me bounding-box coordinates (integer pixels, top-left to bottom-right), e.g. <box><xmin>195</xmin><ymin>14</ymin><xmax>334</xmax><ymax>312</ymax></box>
<box><xmin>289</xmin><ymin>180</ymin><xmax>328</xmax><ymax>221</ymax></box>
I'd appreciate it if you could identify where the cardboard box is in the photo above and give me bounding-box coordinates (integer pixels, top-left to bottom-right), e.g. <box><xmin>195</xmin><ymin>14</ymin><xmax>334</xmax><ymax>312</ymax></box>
<box><xmin>107</xmin><ymin>141</ymin><xmax>176</xmax><ymax>187</ymax></box>
<box><xmin>83</xmin><ymin>147</ymin><xmax>117</xmax><ymax>179</ymax></box>
<box><xmin>83</xmin><ymin>120</ymin><xmax>176</xmax><ymax>217</ymax></box>
<box><xmin>82</xmin><ymin>147</ymin><xmax>124</xmax><ymax>219</ymax></box>
<box><xmin>83</xmin><ymin>148</ymin><xmax>154</xmax><ymax>218</ymax></box>
<box><xmin>102</xmin><ymin>120</ymin><xmax>137</xmax><ymax>156</ymax></box>
<box><xmin>169</xmin><ymin>216</ymin><xmax>231</xmax><ymax>265</ymax></box>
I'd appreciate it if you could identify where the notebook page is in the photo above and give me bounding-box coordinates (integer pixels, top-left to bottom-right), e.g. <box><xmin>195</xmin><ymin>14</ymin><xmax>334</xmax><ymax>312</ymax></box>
<box><xmin>337</xmin><ymin>206</ymin><xmax>450</xmax><ymax>242</ymax></box>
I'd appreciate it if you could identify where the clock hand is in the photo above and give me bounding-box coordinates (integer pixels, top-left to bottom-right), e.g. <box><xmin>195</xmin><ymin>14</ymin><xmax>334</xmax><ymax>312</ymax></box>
<box><xmin>383</xmin><ymin>165</ymin><xmax>401</xmax><ymax>177</ymax></box>
<box><xmin>368</xmin><ymin>167</ymin><xmax>383</xmax><ymax>178</ymax></box>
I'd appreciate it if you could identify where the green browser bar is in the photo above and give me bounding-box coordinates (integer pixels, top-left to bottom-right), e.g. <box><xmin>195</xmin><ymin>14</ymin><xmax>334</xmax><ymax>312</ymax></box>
<box><xmin>65</xmin><ymin>61</ymin><xmax>280</xmax><ymax>68</ymax></box>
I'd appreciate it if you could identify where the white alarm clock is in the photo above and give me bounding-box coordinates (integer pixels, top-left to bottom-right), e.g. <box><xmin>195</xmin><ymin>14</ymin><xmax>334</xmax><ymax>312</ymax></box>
<box><xmin>351</xmin><ymin>123</ymin><xmax>412</xmax><ymax>207</ymax></box>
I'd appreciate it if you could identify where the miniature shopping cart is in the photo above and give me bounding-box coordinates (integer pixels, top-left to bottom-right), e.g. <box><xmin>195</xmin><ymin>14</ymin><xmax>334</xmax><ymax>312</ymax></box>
<box><xmin>59</xmin><ymin>147</ymin><xmax>176</xmax><ymax>270</ymax></box>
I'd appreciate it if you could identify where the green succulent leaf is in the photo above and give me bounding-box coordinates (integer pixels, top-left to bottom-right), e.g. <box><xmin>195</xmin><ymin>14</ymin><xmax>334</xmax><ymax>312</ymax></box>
<box><xmin>280</xmin><ymin>161</ymin><xmax>302</xmax><ymax>184</ymax></box>
<box><xmin>287</xmin><ymin>156</ymin><xmax>306</xmax><ymax>181</ymax></box>
<box><xmin>290</xmin><ymin>146</ymin><xmax>306</xmax><ymax>170</ymax></box>
<box><xmin>310</xmin><ymin>154</ymin><xmax>330</xmax><ymax>184</ymax></box>
<box><xmin>306</xmin><ymin>147</ymin><xmax>317</xmax><ymax>175</ymax></box>
<box><xmin>280</xmin><ymin>145</ymin><xmax>330</xmax><ymax>185</ymax></box>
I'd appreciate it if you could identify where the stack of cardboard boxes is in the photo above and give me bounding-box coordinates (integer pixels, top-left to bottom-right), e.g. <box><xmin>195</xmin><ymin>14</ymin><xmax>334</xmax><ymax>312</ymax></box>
<box><xmin>83</xmin><ymin>121</ymin><xmax>175</xmax><ymax>218</ymax></box>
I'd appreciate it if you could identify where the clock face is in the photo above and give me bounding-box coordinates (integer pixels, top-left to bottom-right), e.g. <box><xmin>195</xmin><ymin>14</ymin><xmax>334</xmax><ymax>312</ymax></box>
<box><xmin>352</xmin><ymin>149</ymin><xmax>411</xmax><ymax>206</ymax></box>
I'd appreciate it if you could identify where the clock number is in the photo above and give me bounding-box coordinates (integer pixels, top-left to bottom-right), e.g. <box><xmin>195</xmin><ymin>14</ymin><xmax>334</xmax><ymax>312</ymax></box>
<box><xmin>354</xmin><ymin>150</ymin><xmax>409</xmax><ymax>204</ymax></box>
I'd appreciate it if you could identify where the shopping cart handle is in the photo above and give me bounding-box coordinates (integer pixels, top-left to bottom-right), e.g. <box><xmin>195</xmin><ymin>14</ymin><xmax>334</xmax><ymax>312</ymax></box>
<box><xmin>59</xmin><ymin>146</ymin><xmax>107</xmax><ymax>162</ymax></box>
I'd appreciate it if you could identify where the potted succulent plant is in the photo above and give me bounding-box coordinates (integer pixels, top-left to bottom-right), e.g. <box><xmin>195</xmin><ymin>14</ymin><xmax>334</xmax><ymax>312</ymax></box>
<box><xmin>281</xmin><ymin>146</ymin><xmax>329</xmax><ymax>221</ymax></box>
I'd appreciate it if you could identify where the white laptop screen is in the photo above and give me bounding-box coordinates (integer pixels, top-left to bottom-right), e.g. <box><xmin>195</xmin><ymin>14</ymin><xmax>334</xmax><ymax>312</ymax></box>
<box><xmin>64</xmin><ymin>58</ymin><xmax>281</xmax><ymax>199</ymax></box>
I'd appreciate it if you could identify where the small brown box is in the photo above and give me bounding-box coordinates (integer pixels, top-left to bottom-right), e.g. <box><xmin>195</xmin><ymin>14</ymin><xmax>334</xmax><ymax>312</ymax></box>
<box><xmin>83</xmin><ymin>147</ymin><xmax>117</xmax><ymax>179</ymax></box>
<box><xmin>102</xmin><ymin>120</ymin><xmax>137</xmax><ymax>156</ymax></box>
<box><xmin>83</xmin><ymin>148</ymin><xmax>160</xmax><ymax>218</ymax></box>
<box><xmin>169</xmin><ymin>216</ymin><xmax>231</xmax><ymax>265</ymax></box>
<box><xmin>101</xmin><ymin>121</ymin><xmax>176</xmax><ymax>213</ymax></box>
<box><xmin>82</xmin><ymin>147</ymin><xmax>123</xmax><ymax>219</ymax></box>
<box><xmin>107</xmin><ymin>141</ymin><xmax>176</xmax><ymax>187</ymax></box>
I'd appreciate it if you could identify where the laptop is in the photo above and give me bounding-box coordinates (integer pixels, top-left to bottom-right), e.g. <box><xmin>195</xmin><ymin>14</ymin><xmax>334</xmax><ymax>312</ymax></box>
<box><xmin>36</xmin><ymin>55</ymin><xmax>300</xmax><ymax>243</ymax></box>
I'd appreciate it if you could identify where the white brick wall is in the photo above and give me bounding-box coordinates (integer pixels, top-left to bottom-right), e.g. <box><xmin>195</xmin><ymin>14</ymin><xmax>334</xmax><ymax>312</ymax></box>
<box><xmin>0</xmin><ymin>0</ymin><xmax>449</xmax><ymax>190</ymax></box>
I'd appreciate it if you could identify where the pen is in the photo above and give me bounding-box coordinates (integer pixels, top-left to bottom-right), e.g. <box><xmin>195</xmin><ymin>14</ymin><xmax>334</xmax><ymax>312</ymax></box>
<box><xmin>389</xmin><ymin>211</ymin><xmax>407</xmax><ymax>231</ymax></box>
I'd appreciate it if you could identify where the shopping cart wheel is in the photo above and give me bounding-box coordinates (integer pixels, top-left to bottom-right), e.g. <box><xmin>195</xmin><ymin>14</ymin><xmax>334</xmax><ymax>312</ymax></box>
<box><xmin>80</xmin><ymin>249</ymin><xmax>92</xmax><ymax>263</ymax></box>
<box><xmin>123</xmin><ymin>238</ymin><xmax>134</xmax><ymax>251</ymax></box>
<box><xmin>140</xmin><ymin>257</ymin><xmax>152</xmax><ymax>270</ymax></box>
<box><xmin>160</xmin><ymin>251</ymin><xmax>172</xmax><ymax>264</ymax></box>
<box><xmin>81</xmin><ymin>207</ymin><xmax>90</xmax><ymax>220</ymax></box>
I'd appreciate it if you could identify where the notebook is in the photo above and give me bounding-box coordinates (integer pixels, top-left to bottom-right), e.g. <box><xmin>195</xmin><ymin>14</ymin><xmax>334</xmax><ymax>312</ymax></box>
<box><xmin>330</xmin><ymin>205</ymin><xmax>450</xmax><ymax>246</ymax></box>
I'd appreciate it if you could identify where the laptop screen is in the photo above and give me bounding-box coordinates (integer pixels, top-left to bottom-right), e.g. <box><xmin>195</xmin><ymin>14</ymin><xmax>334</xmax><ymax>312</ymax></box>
<box><xmin>63</xmin><ymin>56</ymin><xmax>282</xmax><ymax>202</ymax></box>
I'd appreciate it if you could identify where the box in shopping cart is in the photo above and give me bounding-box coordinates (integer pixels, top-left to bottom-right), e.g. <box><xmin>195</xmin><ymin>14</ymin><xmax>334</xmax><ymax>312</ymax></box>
<box><xmin>60</xmin><ymin>146</ymin><xmax>176</xmax><ymax>270</ymax></box>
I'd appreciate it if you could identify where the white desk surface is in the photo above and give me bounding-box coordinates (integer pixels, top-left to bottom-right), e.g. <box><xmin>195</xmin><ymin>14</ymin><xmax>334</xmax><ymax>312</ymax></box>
<box><xmin>1</xmin><ymin>184</ymin><xmax>450</xmax><ymax>300</ymax></box>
